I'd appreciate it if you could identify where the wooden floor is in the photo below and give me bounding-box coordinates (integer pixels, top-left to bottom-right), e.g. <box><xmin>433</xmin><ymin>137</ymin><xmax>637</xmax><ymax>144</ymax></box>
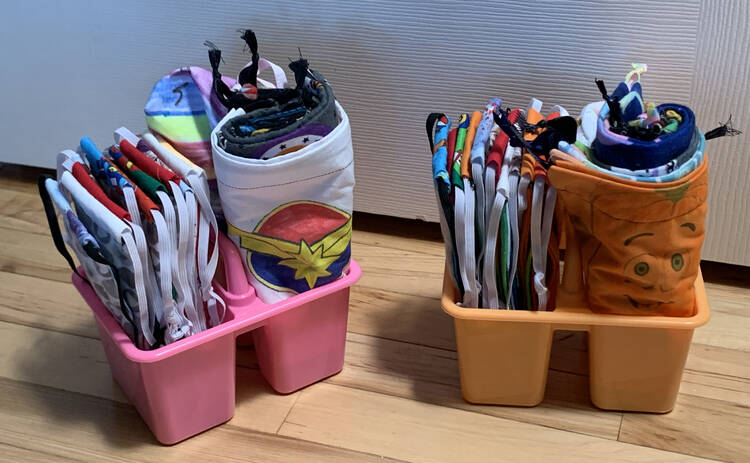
<box><xmin>1</xmin><ymin>164</ymin><xmax>749</xmax><ymax>462</ymax></box>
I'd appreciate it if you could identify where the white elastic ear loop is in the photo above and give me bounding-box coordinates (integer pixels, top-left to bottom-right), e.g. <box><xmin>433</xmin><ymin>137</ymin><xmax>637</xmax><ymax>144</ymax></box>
<box><xmin>121</xmin><ymin>232</ymin><xmax>157</xmax><ymax>346</ymax></box>
<box><xmin>258</xmin><ymin>57</ymin><xmax>288</xmax><ymax>88</ymax></box>
<box><xmin>157</xmin><ymin>190</ymin><xmax>193</xmax><ymax>330</ymax></box>
<box><xmin>535</xmin><ymin>186</ymin><xmax>557</xmax><ymax>310</ymax></box>
<box><xmin>483</xmin><ymin>188</ymin><xmax>506</xmax><ymax>309</ymax></box>
<box><xmin>518</xmin><ymin>174</ymin><xmax>531</xmax><ymax>213</ymax></box>
<box><xmin>181</xmin><ymin>186</ymin><xmax>203</xmax><ymax>327</ymax></box>
<box><xmin>471</xmin><ymin>162</ymin><xmax>486</xmax><ymax>266</ymax></box>
<box><xmin>127</xmin><ymin>217</ymin><xmax>160</xmax><ymax>334</ymax></box>
<box><xmin>481</xmin><ymin>165</ymin><xmax>496</xmax><ymax>309</ymax></box>
<box><xmin>434</xmin><ymin>187</ymin><xmax>456</xmax><ymax>285</ymax></box>
<box><xmin>209</xmin><ymin>286</ymin><xmax>226</xmax><ymax>325</ymax></box>
<box><xmin>188</xmin><ymin>173</ymin><xmax>221</xmax><ymax>324</ymax></box>
<box><xmin>530</xmin><ymin>176</ymin><xmax>549</xmax><ymax>310</ymax></box>
<box><xmin>483</xmin><ymin>167</ymin><xmax>495</xmax><ymax>237</ymax></box>
<box><xmin>549</xmin><ymin>105</ymin><xmax>569</xmax><ymax>117</ymax></box>
<box><xmin>122</xmin><ymin>186</ymin><xmax>141</xmax><ymax>229</ymax></box>
<box><xmin>169</xmin><ymin>181</ymin><xmax>205</xmax><ymax>332</ymax></box>
<box><xmin>462</xmin><ymin>178</ymin><xmax>479</xmax><ymax>308</ymax></box>
<box><xmin>236</xmin><ymin>58</ymin><xmax>288</xmax><ymax>89</ymax></box>
<box><xmin>152</xmin><ymin>210</ymin><xmax>191</xmax><ymax>343</ymax></box>
<box><xmin>507</xmin><ymin>147</ymin><xmax>522</xmax><ymax>309</ymax></box>
<box><xmin>453</xmin><ymin>187</ymin><xmax>470</xmax><ymax>307</ymax></box>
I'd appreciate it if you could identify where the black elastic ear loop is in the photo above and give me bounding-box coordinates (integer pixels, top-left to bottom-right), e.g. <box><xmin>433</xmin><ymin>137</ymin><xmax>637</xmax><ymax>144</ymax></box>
<box><xmin>425</xmin><ymin>113</ymin><xmax>444</xmax><ymax>153</ymax></box>
<box><xmin>38</xmin><ymin>175</ymin><xmax>87</xmax><ymax>281</ymax></box>
<box><xmin>82</xmin><ymin>242</ymin><xmax>137</xmax><ymax>329</ymax></box>
<box><xmin>493</xmin><ymin>109</ymin><xmax>554</xmax><ymax>170</ymax></box>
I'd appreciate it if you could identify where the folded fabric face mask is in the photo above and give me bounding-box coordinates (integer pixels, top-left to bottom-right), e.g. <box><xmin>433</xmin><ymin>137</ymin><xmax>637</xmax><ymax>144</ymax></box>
<box><xmin>426</xmin><ymin>113</ymin><xmax>460</xmax><ymax>293</ymax></box>
<box><xmin>58</xmin><ymin>167</ymin><xmax>162</xmax><ymax>348</ymax></box>
<box><xmin>217</xmin><ymin>70</ymin><xmax>339</xmax><ymax>159</ymax></box>
<box><xmin>559</xmin><ymin>127</ymin><xmax>706</xmax><ymax>184</ymax></box>
<box><xmin>40</xmin><ymin>176</ymin><xmax>139</xmax><ymax>341</ymax></box>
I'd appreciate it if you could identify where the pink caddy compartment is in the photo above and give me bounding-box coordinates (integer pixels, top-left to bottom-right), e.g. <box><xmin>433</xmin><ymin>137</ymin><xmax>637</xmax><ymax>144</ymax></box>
<box><xmin>73</xmin><ymin>234</ymin><xmax>361</xmax><ymax>444</ymax></box>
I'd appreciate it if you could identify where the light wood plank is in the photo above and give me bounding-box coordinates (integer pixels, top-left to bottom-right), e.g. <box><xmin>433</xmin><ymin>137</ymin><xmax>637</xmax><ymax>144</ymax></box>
<box><xmin>695</xmin><ymin>281</ymin><xmax>750</xmax><ymax>351</ymax></box>
<box><xmin>0</xmin><ymin>189</ymin><xmax>49</xmax><ymax>236</ymax></box>
<box><xmin>0</xmin><ymin>378</ymin><xmax>398</xmax><ymax>462</ymax></box>
<box><xmin>0</xmin><ymin>271</ymin><xmax>98</xmax><ymax>339</ymax></box>
<box><xmin>682</xmin><ymin>344</ymin><xmax>750</xmax><ymax>406</ymax></box>
<box><xmin>351</xmin><ymin>240</ymin><xmax>445</xmax><ymax>299</ymax></box>
<box><xmin>0</xmin><ymin>442</ymin><xmax>78</xmax><ymax>463</ymax></box>
<box><xmin>352</xmin><ymin>213</ymin><xmax>444</xmax><ymax>256</ymax></box>
<box><xmin>348</xmin><ymin>285</ymin><xmax>456</xmax><ymax>351</ymax></box>
<box><xmin>235</xmin><ymin>331</ymin><xmax>611</xmax><ymax>438</ymax></box>
<box><xmin>232</xmin><ymin>367</ymin><xmax>301</xmax><ymax>435</ymax></box>
<box><xmin>0</xmin><ymin>227</ymin><xmax>70</xmax><ymax>282</ymax></box>
<box><xmin>330</xmin><ymin>332</ymin><xmax>621</xmax><ymax>440</ymax></box>
<box><xmin>280</xmin><ymin>382</ymin><xmax>715</xmax><ymax>463</ymax></box>
<box><xmin>0</xmin><ymin>319</ymin><xmax>126</xmax><ymax>403</ymax></box>
<box><xmin>619</xmin><ymin>393</ymin><xmax>750</xmax><ymax>463</ymax></box>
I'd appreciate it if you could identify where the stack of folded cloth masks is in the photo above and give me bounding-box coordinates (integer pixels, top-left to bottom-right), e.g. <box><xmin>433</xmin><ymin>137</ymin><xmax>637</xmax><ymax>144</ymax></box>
<box><xmin>145</xmin><ymin>29</ymin><xmax>354</xmax><ymax>305</ymax></box>
<box><xmin>428</xmin><ymin>64</ymin><xmax>739</xmax><ymax>317</ymax></box>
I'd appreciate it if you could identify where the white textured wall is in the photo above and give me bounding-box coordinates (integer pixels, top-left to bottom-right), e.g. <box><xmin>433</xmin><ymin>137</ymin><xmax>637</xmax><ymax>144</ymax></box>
<box><xmin>1</xmin><ymin>0</ymin><xmax>747</xmax><ymax>264</ymax></box>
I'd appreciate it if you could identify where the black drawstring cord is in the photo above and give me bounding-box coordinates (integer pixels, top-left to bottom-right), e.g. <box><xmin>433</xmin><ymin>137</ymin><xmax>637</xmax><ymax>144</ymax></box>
<box><xmin>237</xmin><ymin>29</ymin><xmax>259</xmax><ymax>87</ymax></box>
<box><xmin>705</xmin><ymin>115</ymin><xmax>743</xmax><ymax>140</ymax></box>
<box><xmin>596</xmin><ymin>78</ymin><xmax>623</xmax><ymax>129</ymax></box>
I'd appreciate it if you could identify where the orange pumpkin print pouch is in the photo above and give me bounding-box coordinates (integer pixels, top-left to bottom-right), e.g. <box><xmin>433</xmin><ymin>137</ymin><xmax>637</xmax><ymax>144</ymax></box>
<box><xmin>548</xmin><ymin>156</ymin><xmax>708</xmax><ymax>317</ymax></box>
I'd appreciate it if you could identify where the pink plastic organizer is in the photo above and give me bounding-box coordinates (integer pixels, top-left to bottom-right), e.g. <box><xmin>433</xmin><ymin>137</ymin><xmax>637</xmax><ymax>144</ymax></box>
<box><xmin>73</xmin><ymin>234</ymin><xmax>361</xmax><ymax>444</ymax></box>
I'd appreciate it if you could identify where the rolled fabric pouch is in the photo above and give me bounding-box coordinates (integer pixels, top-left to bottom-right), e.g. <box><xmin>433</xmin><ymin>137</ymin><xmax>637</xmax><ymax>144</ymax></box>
<box><xmin>218</xmin><ymin>72</ymin><xmax>339</xmax><ymax>159</ymax></box>
<box><xmin>212</xmin><ymin>101</ymin><xmax>354</xmax><ymax>303</ymax></box>
<box><xmin>145</xmin><ymin>67</ymin><xmax>238</xmax><ymax>219</ymax></box>
<box><xmin>548</xmin><ymin>154</ymin><xmax>708</xmax><ymax>317</ymax></box>
<box><xmin>145</xmin><ymin>67</ymin><xmax>237</xmax><ymax>167</ymax></box>
<box><xmin>593</xmin><ymin>103</ymin><xmax>695</xmax><ymax>170</ymax></box>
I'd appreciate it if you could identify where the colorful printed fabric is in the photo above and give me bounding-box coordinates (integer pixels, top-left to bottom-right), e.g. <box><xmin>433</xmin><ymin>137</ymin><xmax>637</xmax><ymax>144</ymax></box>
<box><xmin>451</xmin><ymin>114</ymin><xmax>471</xmax><ymax>191</ymax></box>
<box><xmin>145</xmin><ymin>67</ymin><xmax>236</xmax><ymax>169</ymax></box>
<box><xmin>429</xmin><ymin>114</ymin><xmax>461</xmax><ymax>293</ymax></box>
<box><xmin>104</xmin><ymin>148</ymin><xmax>161</xmax><ymax>214</ymax></box>
<box><xmin>558</xmin><ymin>128</ymin><xmax>705</xmax><ymax>184</ymax></box>
<box><xmin>592</xmin><ymin>76</ymin><xmax>696</xmax><ymax>170</ymax></box>
<box><xmin>109</xmin><ymin>148</ymin><xmax>168</xmax><ymax>202</ymax></box>
<box><xmin>118</xmin><ymin>139</ymin><xmax>181</xmax><ymax>187</ymax></box>
<box><xmin>218</xmin><ymin>72</ymin><xmax>338</xmax><ymax>159</ymax></box>
<box><xmin>71</xmin><ymin>162</ymin><xmax>131</xmax><ymax>222</ymax></box>
<box><xmin>470</xmin><ymin>98</ymin><xmax>502</xmax><ymax>244</ymax></box>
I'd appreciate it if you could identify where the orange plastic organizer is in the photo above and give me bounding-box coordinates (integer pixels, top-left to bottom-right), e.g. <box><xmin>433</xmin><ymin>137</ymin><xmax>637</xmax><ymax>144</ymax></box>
<box><xmin>441</xmin><ymin>231</ymin><xmax>710</xmax><ymax>413</ymax></box>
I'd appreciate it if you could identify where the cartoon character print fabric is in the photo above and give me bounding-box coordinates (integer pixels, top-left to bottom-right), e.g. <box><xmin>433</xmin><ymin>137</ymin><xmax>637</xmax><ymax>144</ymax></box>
<box><xmin>228</xmin><ymin>201</ymin><xmax>351</xmax><ymax>294</ymax></box>
<box><xmin>549</xmin><ymin>155</ymin><xmax>708</xmax><ymax>317</ymax></box>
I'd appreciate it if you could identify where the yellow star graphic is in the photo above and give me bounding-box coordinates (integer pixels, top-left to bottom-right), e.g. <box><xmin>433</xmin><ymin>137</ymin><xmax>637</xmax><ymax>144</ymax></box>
<box><xmin>277</xmin><ymin>239</ymin><xmax>340</xmax><ymax>289</ymax></box>
<box><xmin>227</xmin><ymin>216</ymin><xmax>352</xmax><ymax>291</ymax></box>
